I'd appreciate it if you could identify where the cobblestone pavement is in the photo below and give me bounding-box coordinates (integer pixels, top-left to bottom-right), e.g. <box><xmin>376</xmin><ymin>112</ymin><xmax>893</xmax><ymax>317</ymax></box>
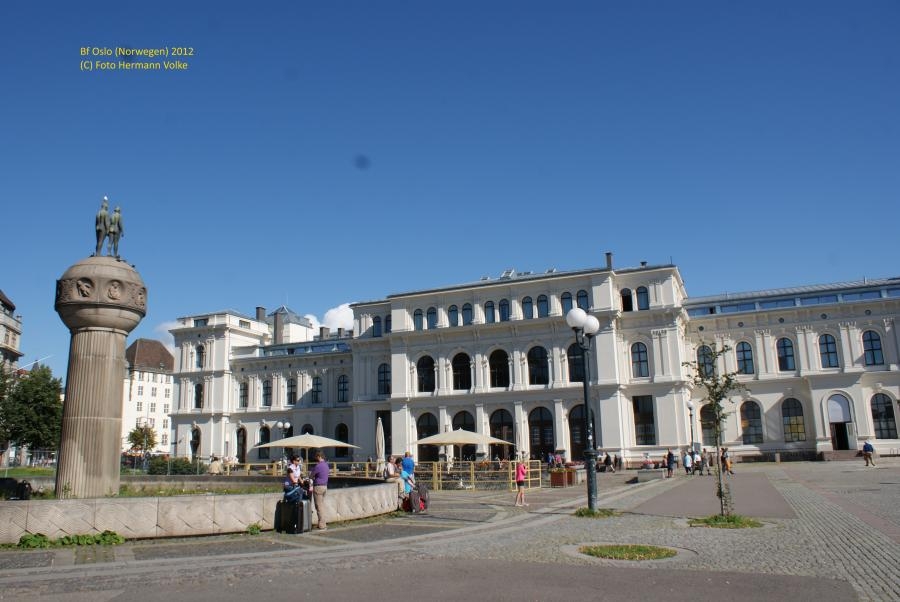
<box><xmin>0</xmin><ymin>459</ymin><xmax>896</xmax><ymax>601</ymax></box>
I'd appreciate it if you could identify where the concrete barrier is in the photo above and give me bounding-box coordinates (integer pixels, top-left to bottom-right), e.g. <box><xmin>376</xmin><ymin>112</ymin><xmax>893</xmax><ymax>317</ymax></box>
<box><xmin>0</xmin><ymin>480</ymin><xmax>399</xmax><ymax>544</ymax></box>
<box><xmin>635</xmin><ymin>469</ymin><xmax>667</xmax><ymax>482</ymax></box>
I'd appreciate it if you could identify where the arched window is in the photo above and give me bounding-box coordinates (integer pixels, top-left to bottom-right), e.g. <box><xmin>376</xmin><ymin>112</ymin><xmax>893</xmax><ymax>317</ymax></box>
<box><xmin>863</xmin><ymin>330</ymin><xmax>884</xmax><ymax>366</ymax></box>
<box><xmin>337</xmin><ymin>375</ymin><xmax>349</xmax><ymax>403</ymax></box>
<box><xmin>301</xmin><ymin>423</ymin><xmax>314</xmax><ymax>435</ymax></box>
<box><xmin>521</xmin><ymin>297</ymin><xmax>533</xmax><ymax>319</ymax></box>
<box><xmin>311</xmin><ymin>376</ymin><xmax>322</xmax><ymax>404</ymax></box>
<box><xmin>334</xmin><ymin>423</ymin><xmax>350</xmax><ymax>457</ymax></box>
<box><xmin>484</xmin><ymin>301</ymin><xmax>496</xmax><ymax>324</ymax></box>
<box><xmin>385</xmin><ymin>315</ymin><xmax>392</xmax><ymax>333</ymax></box>
<box><xmin>258</xmin><ymin>427</ymin><xmax>270</xmax><ymax>460</ymax></box>
<box><xmin>462</xmin><ymin>303</ymin><xmax>473</xmax><ymax>325</ymax></box>
<box><xmin>576</xmin><ymin>290</ymin><xmax>589</xmax><ymax>310</ymax></box>
<box><xmin>636</xmin><ymin>287</ymin><xmax>649</xmax><ymax>310</ymax></box>
<box><xmin>372</xmin><ymin>316</ymin><xmax>382</xmax><ymax>337</ymax></box>
<box><xmin>782</xmin><ymin>398</ymin><xmax>806</xmax><ymax>442</ymax></box>
<box><xmin>239</xmin><ymin>382</ymin><xmax>248</xmax><ymax>408</ymax></box>
<box><xmin>489</xmin><ymin>349</ymin><xmax>510</xmax><ymax>388</ymax></box>
<box><xmin>194</xmin><ymin>383</ymin><xmax>204</xmax><ymax>409</ymax></box>
<box><xmin>527</xmin><ymin>346</ymin><xmax>549</xmax><ymax>385</ymax></box>
<box><xmin>537</xmin><ymin>295</ymin><xmax>549</xmax><ymax>317</ymax></box>
<box><xmin>377</xmin><ymin>363</ymin><xmax>391</xmax><ymax>395</ymax></box>
<box><xmin>700</xmin><ymin>404</ymin><xmax>716</xmax><ymax>446</ymax></box>
<box><xmin>620</xmin><ymin>289</ymin><xmax>633</xmax><ymax>312</ymax></box>
<box><xmin>777</xmin><ymin>338</ymin><xmax>795</xmax><ymax>371</ymax></box>
<box><xmin>499</xmin><ymin>299</ymin><xmax>510</xmax><ymax>322</ymax></box>
<box><xmin>528</xmin><ymin>407</ymin><xmax>555</xmax><ymax>460</ymax></box>
<box><xmin>195</xmin><ymin>345</ymin><xmax>205</xmax><ymax>369</ymax></box>
<box><xmin>819</xmin><ymin>334</ymin><xmax>839</xmax><ymax>368</ymax></box>
<box><xmin>736</xmin><ymin>342</ymin><xmax>755</xmax><ymax>375</ymax></box>
<box><xmin>561</xmin><ymin>292</ymin><xmax>573</xmax><ymax>314</ymax></box>
<box><xmin>287</xmin><ymin>378</ymin><xmax>297</xmax><ymax>405</ymax></box>
<box><xmin>740</xmin><ymin>401</ymin><xmax>763</xmax><ymax>444</ymax></box>
<box><xmin>490</xmin><ymin>409</ymin><xmax>514</xmax><ymax>461</ymax></box>
<box><xmin>413</xmin><ymin>309</ymin><xmax>424</xmax><ymax>331</ymax></box>
<box><xmin>448</xmin><ymin>305</ymin><xmax>459</xmax><ymax>327</ymax></box>
<box><xmin>262</xmin><ymin>379</ymin><xmax>272</xmax><ymax>407</ymax></box>
<box><xmin>631</xmin><ymin>342</ymin><xmax>649</xmax><ymax>378</ymax></box>
<box><xmin>452</xmin><ymin>353</ymin><xmax>471</xmax><ymax>390</ymax></box>
<box><xmin>416</xmin><ymin>413</ymin><xmax>439</xmax><ymax>461</ymax></box>
<box><xmin>697</xmin><ymin>345</ymin><xmax>714</xmax><ymax>378</ymax></box>
<box><xmin>567</xmin><ymin>343</ymin><xmax>584</xmax><ymax>383</ymax></box>
<box><xmin>871</xmin><ymin>393</ymin><xmax>898</xmax><ymax>439</ymax></box>
<box><xmin>452</xmin><ymin>411</ymin><xmax>476</xmax><ymax>460</ymax></box>
<box><xmin>426</xmin><ymin>307</ymin><xmax>438</xmax><ymax>329</ymax></box>
<box><xmin>417</xmin><ymin>356</ymin><xmax>435</xmax><ymax>393</ymax></box>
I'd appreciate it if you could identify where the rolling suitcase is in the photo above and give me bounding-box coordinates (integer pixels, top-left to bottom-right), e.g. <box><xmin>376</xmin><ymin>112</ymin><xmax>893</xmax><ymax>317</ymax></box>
<box><xmin>408</xmin><ymin>488</ymin><xmax>422</xmax><ymax>514</ymax></box>
<box><xmin>275</xmin><ymin>499</ymin><xmax>311</xmax><ymax>534</ymax></box>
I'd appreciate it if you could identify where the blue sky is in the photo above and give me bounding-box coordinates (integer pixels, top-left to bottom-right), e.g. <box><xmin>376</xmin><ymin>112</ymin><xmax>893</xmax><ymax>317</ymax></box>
<box><xmin>2</xmin><ymin>1</ymin><xmax>898</xmax><ymax>379</ymax></box>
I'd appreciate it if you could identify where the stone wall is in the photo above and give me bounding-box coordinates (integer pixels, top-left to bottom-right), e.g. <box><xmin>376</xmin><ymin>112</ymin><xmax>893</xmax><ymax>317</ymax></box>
<box><xmin>0</xmin><ymin>481</ymin><xmax>399</xmax><ymax>544</ymax></box>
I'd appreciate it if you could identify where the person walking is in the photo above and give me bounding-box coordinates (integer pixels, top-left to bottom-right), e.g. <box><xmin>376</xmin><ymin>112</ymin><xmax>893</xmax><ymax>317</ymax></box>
<box><xmin>683</xmin><ymin>450</ymin><xmax>693</xmax><ymax>475</ymax></box>
<box><xmin>514</xmin><ymin>460</ymin><xmax>528</xmax><ymax>507</ymax></box>
<box><xmin>722</xmin><ymin>448</ymin><xmax>734</xmax><ymax>475</ymax></box>
<box><xmin>665</xmin><ymin>449</ymin><xmax>676</xmax><ymax>478</ymax></box>
<box><xmin>310</xmin><ymin>451</ymin><xmax>330</xmax><ymax>531</ymax></box>
<box><xmin>705</xmin><ymin>449</ymin><xmax>714</xmax><ymax>475</ymax></box>
<box><xmin>603</xmin><ymin>452</ymin><xmax>615</xmax><ymax>474</ymax></box>
<box><xmin>862</xmin><ymin>441</ymin><xmax>876</xmax><ymax>467</ymax></box>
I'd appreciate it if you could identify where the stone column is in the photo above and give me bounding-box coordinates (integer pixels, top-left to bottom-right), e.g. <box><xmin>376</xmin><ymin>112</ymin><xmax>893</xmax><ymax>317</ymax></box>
<box><xmin>55</xmin><ymin>256</ymin><xmax>146</xmax><ymax>498</ymax></box>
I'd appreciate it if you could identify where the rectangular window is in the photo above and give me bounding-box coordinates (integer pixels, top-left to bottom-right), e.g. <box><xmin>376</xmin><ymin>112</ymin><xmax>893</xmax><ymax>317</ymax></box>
<box><xmin>150</xmin><ymin>402</ymin><xmax>157</xmax><ymax>413</ymax></box>
<box><xmin>799</xmin><ymin>295</ymin><xmax>838</xmax><ymax>306</ymax></box>
<box><xmin>162</xmin><ymin>419</ymin><xmax>168</xmax><ymax>429</ymax></box>
<box><xmin>151</xmin><ymin>387</ymin><xmax>157</xmax><ymax>397</ymax></box>
<box><xmin>136</xmin><ymin>401</ymin><xmax>143</xmax><ymax>412</ymax></box>
<box><xmin>842</xmin><ymin>291</ymin><xmax>881</xmax><ymax>301</ymax></box>
<box><xmin>135</xmin><ymin>418</ymin><xmax>142</xmax><ymax>427</ymax></box>
<box><xmin>161</xmin><ymin>434</ymin><xmax>168</xmax><ymax>445</ymax></box>
<box><xmin>632</xmin><ymin>395</ymin><xmax>656</xmax><ymax>445</ymax></box>
<box><xmin>163</xmin><ymin>404</ymin><xmax>169</xmax><ymax>414</ymax></box>
<box><xmin>759</xmin><ymin>299</ymin><xmax>796</xmax><ymax>309</ymax></box>
<box><xmin>194</xmin><ymin>318</ymin><xmax>208</xmax><ymax>327</ymax></box>
<box><xmin>137</xmin><ymin>385</ymin><xmax>144</xmax><ymax>396</ymax></box>
<box><xmin>239</xmin><ymin>319</ymin><xmax>251</xmax><ymax>329</ymax></box>
<box><xmin>148</xmin><ymin>418</ymin><xmax>155</xmax><ymax>427</ymax></box>
<box><xmin>152</xmin><ymin>373</ymin><xmax>158</xmax><ymax>382</ymax></box>
<box><xmin>720</xmin><ymin>302</ymin><xmax>756</xmax><ymax>314</ymax></box>
<box><xmin>165</xmin><ymin>388</ymin><xmax>170</xmax><ymax>398</ymax></box>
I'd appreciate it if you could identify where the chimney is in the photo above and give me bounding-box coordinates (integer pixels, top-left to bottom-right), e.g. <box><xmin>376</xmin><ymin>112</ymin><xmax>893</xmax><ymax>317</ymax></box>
<box><xmin>319</xmin><ymin>326</ymin><xmax>330</xmax><ymax>339</ymax></box>
<box><xmin>256</xmin><ymin>306</ymin><xmax>266</xmax><ymax>321</ymax></box>
<box><xmin>337</xmin><ymin>328</ymin><xmax>345</xmax><ymax>338</ymax></box>
<box><xmin>605</xmin><ymin>252</ymin><xmax>613</xmax><ymax>270</ymax></box>
<box><xmin>274</xmin><ymin>311</ymin><xmax>283</xmax><ymax>345</ymax></box>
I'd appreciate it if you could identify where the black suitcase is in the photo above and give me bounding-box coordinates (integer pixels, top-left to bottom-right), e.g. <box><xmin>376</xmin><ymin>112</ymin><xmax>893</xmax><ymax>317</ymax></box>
<box><xmin>275</xmin><ymin>499</ymin><xmax>311</xmax><ymax>534</ymax></box>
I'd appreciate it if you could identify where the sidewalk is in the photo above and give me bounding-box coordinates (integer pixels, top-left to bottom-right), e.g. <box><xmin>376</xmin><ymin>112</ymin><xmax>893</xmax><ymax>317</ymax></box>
<box><xmin>0</xmin><ymin>460</ymin><xmax>897</xmax><ymax>601</ymax></box>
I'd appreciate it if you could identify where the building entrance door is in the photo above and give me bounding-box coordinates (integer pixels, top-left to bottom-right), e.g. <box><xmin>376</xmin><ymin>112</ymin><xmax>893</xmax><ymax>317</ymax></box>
<box><xmin>827</xmin><ymin>394</ymin><xmax>855</xmax><ymax>451</ymax></box>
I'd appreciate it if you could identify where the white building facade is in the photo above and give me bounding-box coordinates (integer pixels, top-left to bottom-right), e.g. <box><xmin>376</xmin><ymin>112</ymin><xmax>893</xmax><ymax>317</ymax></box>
<box><xmin>169</xmin><ymin>259</ymin><xmax>900</xmax><ymax>465</ymax></box>
<box><xmin>122</xmin><ymin>339</ymin><xmax>175</xmax><ymax>454</ymax></box>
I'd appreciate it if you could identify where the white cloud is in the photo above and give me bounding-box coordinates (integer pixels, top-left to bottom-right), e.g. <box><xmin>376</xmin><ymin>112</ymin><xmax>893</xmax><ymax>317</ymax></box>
<box><xmin>153</xmin><ymin>321</ymin><xmax>178</xmax><ymax>356</ymax></box>
<box><xmin>303</xmin><ymin>313</ymin><xmax>321</xmax><ymax>330</ymax></box>
<box><xmin>322</xmin><ymin>303</ymin><xmax>354</xmax><ymax>331</ymax></box>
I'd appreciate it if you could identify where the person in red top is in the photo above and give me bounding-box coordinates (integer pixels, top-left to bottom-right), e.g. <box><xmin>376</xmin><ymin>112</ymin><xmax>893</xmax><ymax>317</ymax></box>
<box><xmin>514</xmin><ymin>460</ymin><xmax>528</xmax><ymax>507</ymax></box>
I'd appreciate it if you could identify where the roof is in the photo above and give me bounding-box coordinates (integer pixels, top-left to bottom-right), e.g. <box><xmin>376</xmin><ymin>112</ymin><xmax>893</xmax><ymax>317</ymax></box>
<box><xmin>685</xmin><ymin>276</ymin><xmax>900</xmax><ymax>306</ymax></box>
<box><xmin>268</xmin><ymin>305</ymin><xmax>313</xmax><ymax>327</ymax></box>
<box><xmin>354</xmin><ymin>263</ymin><xmax>676</xmax><ymax>305</ymax></box>
<box><xmin>125</xmin><ymin>338</ymin><xmax>174</xmax><ymax>372</ymax></box>
<box><xmin>0</xmin><ymin>289</ymin><xmax>15</xmax><ymax>312</ymax></box>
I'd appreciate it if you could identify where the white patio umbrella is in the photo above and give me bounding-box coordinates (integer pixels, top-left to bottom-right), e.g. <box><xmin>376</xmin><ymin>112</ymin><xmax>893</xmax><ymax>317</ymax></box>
<box><xmin>375</xmin><ymin>417</ymin><xmax>385</xmax><ymax>474</ymax></box>
<box><xmin>412</xmin><ymin>428</ymin><xmax>513</xmax><ymax>447</ymax></box>
<box><xmin>254</xmin><ymin>433</ymin><xmax>360</xmax><ymax>466</ymax></box>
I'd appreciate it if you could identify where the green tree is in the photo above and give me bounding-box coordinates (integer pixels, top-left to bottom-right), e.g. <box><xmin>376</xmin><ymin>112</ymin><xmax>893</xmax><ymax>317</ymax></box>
<box><xmin>127</xmin><ymin>425</ymin><xmax>157</xmax><ymax>452</ymax></box>
<box><xmin>0</xmin><ymin>365</ymin><xmax>63</xmax><ymax>451</ymax></box>
<box><xmin>683</xmin><ymin>344</ymin><xmax>747</xmax><ymax>516</ymax></box>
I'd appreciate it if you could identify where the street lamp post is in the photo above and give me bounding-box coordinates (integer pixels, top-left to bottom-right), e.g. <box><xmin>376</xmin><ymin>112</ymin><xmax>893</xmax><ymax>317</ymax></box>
<box><xmin>687</xmin><ymin>401</ymin><xmax>695</xmax><ymax>453</ymax></box>
<box><xmin>275</xmin><ymin>420</ymin><xmax>291</xmax><ymax>467</ymax></box>
<box><xmin>566</xmin><ymin>307</ymin><xmax>601</xmax><ymax>511</ymax></box>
